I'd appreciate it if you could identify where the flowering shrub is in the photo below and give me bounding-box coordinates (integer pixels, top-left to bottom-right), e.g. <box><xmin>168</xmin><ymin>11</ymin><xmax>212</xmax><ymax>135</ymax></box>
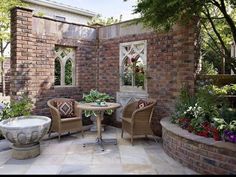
<box><xmin>213</xmin><ymin>118</ymin><xmax>236</xmax><ymax>143</ymax></box>
<box><xmin>224</xmin><ymin>130</ymin><xmax>236</xmax><ymax>143</ymax></box>
<box><xmin>172</xmin><ymin>85</ymin><xmax>234</xmax><ymax>142</ymax></box>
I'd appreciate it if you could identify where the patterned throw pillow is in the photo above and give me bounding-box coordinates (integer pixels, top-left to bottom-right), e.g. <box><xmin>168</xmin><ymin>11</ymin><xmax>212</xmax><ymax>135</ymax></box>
<box><xmin>55</xmin><ymin>100</ymin><xmax>74</xmax><ymax>118</ymax></box>
<box><xmin>137</xmin><ymin>99</ymin><xmax>151</xmax><ymax>109</ymax></box>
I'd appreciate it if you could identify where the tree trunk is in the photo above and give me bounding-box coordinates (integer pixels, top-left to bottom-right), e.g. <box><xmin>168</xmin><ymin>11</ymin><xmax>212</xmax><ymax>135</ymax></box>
<box><xmin>222</xmin><ymin>48</ymin><xmax>225</xmax><ymax>74</ymax></box>
<box><xmin>1</xmin><ymin>57</ymin><xmax>5</xmax><ymax>97</ymax></box>
<box><xmin>0</xmin><ymin>40</ymin><xmax>5</xmax><ymax>97</ymax></box>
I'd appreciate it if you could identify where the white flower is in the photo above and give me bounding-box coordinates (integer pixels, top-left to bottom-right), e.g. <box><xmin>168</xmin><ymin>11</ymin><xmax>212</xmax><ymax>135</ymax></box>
<box><xmin>0</xmin><ymin>103</ymin><xmax>6</xmax><ymax>114</ymax></box>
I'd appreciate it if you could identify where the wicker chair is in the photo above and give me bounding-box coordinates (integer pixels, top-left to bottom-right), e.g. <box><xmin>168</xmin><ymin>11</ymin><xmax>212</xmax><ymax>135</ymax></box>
<box><xmin>47</xmin><ymin>98</ymin><xmax>84</xmax><ymax>141</ymax></box>
<box><xmin>121</xmin><ymin>98</ymin><xmax>157</xmax><ymax>145</ymax></box>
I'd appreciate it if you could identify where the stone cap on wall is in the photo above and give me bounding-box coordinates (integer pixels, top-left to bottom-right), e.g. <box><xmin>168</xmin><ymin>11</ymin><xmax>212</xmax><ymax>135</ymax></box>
<box><xmin>160</xmin><ymin>117</ymin><xmax>236</xmax><ymax>152</ymax></box>
<box><xmin>98</xmin><ymin>20</ymin><xmax>153</xmax><ymax>40</ymax></box>
<box><xmin>32</xmin><ymin>16</ymin><xmax>97</xmax><ymax>41</ymax></box>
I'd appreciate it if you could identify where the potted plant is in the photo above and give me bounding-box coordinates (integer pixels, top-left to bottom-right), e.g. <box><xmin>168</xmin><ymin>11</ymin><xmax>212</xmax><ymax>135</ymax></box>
<box><xmin>82</xmin><ymin>89</ymin><xmax>114</xmax><ymax>131</ymax></box>
<box><xmin>0</xmin><ymin>95</ymin><xmax>33</xmax><ymax>140</ymax></box>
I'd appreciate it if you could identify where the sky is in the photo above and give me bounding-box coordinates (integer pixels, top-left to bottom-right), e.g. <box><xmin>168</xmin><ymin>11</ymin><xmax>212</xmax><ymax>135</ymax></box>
<box><xmin>52</xmin><ymin>0</ymin><xmax>140</xmax><ymax>21</ymax></box>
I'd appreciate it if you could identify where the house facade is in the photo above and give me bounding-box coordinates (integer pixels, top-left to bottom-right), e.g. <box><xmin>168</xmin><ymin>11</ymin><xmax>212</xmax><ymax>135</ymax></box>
<box><xmin>22</xmin><ymin>0</ymin><xmax>96</xmax><ymax>24</ymax></box>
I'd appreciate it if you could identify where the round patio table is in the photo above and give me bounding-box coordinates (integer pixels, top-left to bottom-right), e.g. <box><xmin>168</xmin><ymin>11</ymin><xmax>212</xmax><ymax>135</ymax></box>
<box><xmin>77</xmin><ymin>102</ymin><xmax>121</xmax><ymax>151</ymax></box>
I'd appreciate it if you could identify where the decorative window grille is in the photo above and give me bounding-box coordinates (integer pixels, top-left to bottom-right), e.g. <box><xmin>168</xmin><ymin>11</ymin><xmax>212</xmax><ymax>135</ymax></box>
<box><xmin>119</xmin><ymin>40</ymin><xmax>147</xmax><ymax>92</ymax></box>
<box><xmin>54</xmin><ymin>46</ymin><xmax>75</xmax><ymax>86</ymax></box>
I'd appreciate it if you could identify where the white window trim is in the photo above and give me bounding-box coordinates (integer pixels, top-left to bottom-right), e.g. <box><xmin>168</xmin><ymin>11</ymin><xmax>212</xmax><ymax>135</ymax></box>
<box><xmin>119</xmin><ymin>40</ymin><xmax>147</xmax><ymax>93</ymax></box>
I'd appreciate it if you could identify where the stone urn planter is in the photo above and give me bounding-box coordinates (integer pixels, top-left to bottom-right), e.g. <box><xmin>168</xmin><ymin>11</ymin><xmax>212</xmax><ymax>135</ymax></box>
<box><xmin>0</xmin><ymin>116</ymin><xmax>51</xmax><ymax>159</ymax></box>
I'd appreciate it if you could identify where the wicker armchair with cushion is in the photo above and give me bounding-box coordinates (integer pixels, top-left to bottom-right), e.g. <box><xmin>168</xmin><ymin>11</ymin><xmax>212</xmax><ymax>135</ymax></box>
<box><xmin>47</xmin><ymin>98</ymin><xmax>84</xmax><ymax>141</ymax></box>
<box><xmin>121</xmin><ymin>98</ymin><xmax>157</xmax><ymax>145</ymax></box>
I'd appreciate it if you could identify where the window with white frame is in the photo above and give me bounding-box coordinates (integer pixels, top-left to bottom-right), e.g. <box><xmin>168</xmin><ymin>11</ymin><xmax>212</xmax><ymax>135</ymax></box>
<box><xmin>55</xmin><ymin>15</ymin><xmax>66</xmax><ymax>21</ymax></box>
<box><xmin>54</xmin><ymin>46</ymin><xmax>75</xmax><ymax>86</ymax></box>
<box><xmin>120</xmin><ymin>40</ymin><xmax>147</xmax><ymax>92</ymax></box>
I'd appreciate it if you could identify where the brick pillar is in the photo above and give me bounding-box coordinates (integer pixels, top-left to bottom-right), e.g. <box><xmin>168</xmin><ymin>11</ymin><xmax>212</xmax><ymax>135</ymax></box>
<box><xmin>10</xmin><ymin>7</ymin><xmax>33</xmax><ymax>101</ymax></box>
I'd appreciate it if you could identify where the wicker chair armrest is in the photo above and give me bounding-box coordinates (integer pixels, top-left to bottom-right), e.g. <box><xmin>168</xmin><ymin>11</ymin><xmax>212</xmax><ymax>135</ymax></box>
<box><xmin>122</xmin><ymin>101</ymin><xmax>138</xmax><ymax>118</ymax></box>
<box><xmin>74</xmin><ymin>101</ymin><xmax>82</xmax><ymax>118</ymax></box>
<box><xmin>131</xmin><ymin>103</ymin><xmax>155</xmax><ymax>122</ymax></box>
<box><xmin>47</xmin><ymin>100</ymin><xmax>61</xmax><ymax>123</ymax></box>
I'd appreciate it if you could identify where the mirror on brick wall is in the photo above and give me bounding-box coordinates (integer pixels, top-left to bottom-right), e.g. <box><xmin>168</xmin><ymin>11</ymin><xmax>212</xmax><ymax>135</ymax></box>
<box><xmin>120</xmin><ymin>40</ymin><xmax>147</xmax><ymax>92</ymax></box>
<box><xmin>54</xmin><ymin>46</ymin><xmax>76</xmax><ymax>87</ymax></box>
<box><xmin>116</xmin><ymin>40</ymin><xmax>148</xmax><ymax>121</ymax></box>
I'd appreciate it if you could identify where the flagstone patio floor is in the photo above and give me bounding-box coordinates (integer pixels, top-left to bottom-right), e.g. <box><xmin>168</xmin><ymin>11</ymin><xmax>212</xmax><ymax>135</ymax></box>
<box><xmin>0</xmin><ymin>126</ymin><xmax>198</xmax><ymax>174</ymax></box>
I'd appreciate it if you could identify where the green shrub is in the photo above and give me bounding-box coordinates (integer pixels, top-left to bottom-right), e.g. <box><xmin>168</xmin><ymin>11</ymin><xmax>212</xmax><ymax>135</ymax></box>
<box><xmin>0</xmin><ymin>95</ymin><xmax>33</xmax><ymax>121</ymax></box>
<box><xmin>223</xmin><ymin>84</ymin><xmax>236</xmax><ymax>95</ymax></box>
<box><xmin>172</xmin><ymin>85</ymin><xmax>225</xmax><ymax>136</ymax></box>
<box><xmin>82</xmin><ymin>89</ymin><xmax>114</xmax><ymax>117</ymax></box>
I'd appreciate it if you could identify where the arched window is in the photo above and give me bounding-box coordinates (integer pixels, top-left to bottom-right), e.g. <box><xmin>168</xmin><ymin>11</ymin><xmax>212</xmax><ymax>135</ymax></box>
<box><xmin>54</xmin><ymin>58</ymin><xmax>61</xmax><ymax>86</ymax></box>
<box><xmin>120</xmin><ymin>40</ymin><xmax>147</xmax><ymax>92</ymax></box>
<box><xmin>65</xmin><ymin>59</ymin><xmax>73</xmax><ymax>85</ymax></box>
<box><xmin>54</xmin><ymin>46</ymin><xmax>75</xmax><ymax>86</ymax></box>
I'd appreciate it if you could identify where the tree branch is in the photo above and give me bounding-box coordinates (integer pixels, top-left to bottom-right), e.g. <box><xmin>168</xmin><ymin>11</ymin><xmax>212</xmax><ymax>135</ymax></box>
<box><xmin>219</xmin><ymin>0</ymin><xmax>236</xmax><ymax>43</ymax></box>
<box><xmin>202</xmin><ymin>5</ymin><xmax>231</xmax><ymax>57</ymax></box>
<box><xmin>202</xmin><ymin>22</ymin><xmax>222</xmax><ymax>54</ymax></box>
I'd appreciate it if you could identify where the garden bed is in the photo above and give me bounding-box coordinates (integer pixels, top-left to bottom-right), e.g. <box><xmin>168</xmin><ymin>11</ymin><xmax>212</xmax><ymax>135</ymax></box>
<box><xmin>160</xmin><ymin>117</ymin><xmax>236</xmax><ymax>175</ymax></box>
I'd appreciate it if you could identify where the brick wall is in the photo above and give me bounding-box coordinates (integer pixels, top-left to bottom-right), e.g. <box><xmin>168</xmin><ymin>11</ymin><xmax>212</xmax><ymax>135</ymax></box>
<box><xmin>10</xmin><ymin>7</ymin><xmax>97</xmax><ymax>116</ymax></box>
<box><xmin>98</xmin><ymin>21</ymin><xmax>200</xmax><ymax>136</ymax></box>
<box><xmin>11</xmin><ymin>7</ymin><xmax>200</xmax><ymax>136</ymax></box>
<box><xmin>161</xmin><ymin>118</ymin><xmax>236</xmax><ymax>174</ymax></box>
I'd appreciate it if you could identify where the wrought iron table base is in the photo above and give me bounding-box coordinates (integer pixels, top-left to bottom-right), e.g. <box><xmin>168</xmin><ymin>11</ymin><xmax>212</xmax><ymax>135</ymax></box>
<box><xmin>83</xmin><ymin>138</ymin><xmax>117</xmax><ymax>151</ymax></box>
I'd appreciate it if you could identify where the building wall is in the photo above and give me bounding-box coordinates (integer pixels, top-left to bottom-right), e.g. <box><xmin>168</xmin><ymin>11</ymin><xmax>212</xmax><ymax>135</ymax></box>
<box><xmin>10</xmin><ymin>7</ymin><xmax>200</xmax><ymax>136</ymax></box>
<box><xmin>27</xmin><ymin>2</ymin><xmax>93</xmax><ymax>25</ymax></box>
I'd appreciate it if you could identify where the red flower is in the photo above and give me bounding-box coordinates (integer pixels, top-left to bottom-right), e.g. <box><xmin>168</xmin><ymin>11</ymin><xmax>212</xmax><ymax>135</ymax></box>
<box><xmin>197</xmin><ymin>130</ymin><xmax>209</xmax><ymax>137</ymax></box>
<box><xmin>211</xmin><ymin>127</ymin><xmax>221</xmax><ymax>141</ymax></box>
<box><xmin>187</xmin><ymin>125</ymin><xmax>194</xmax><ymax>133</ymax></box>
<box><xmin>202</xmin><ymin>121</ymin><xmax>210</xmax><ymax>129</ymax></box>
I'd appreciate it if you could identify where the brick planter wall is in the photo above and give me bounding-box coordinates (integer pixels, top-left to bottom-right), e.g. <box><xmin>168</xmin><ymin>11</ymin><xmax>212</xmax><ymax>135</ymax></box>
<box><xmin>161</xmin><ymin>117</ymin><xmax>236</xmax><ymax>174</ymax></box>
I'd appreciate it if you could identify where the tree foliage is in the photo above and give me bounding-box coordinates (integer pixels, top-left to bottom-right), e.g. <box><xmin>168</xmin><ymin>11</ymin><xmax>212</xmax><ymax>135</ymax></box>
<box><xmin>0</xmin><ymin>0</ymin><xmax>25</xmax><ymax>96</ymax></box>
<box><xmin>87</xmin><ymin>14</ymin><xmax>122</xmax><ymax>26</ymax></box>
<box><xmin>125</xmin><ymin>0</ymin><xmax>236</xmax><ymax>73</ymax></box>
<box><xmin>0</xmin><ymin>0</ymin><xmax>25</xmax><ymax>56</ymax></box>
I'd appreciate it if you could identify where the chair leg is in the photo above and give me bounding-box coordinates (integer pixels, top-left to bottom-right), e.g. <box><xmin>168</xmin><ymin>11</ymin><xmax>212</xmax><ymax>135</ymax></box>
<box><xmin>131</xmin><ymin>135</ymin><xmax>133</xmax><ymax>146</ymax></box>
<box><xmin>58</xmin><ymin>133</ymin><xmax>61</xmax><ymax>141</ymax></box>
<box><xmin>121</xmin><ymin>123</ymin><xmax>124</xmax><ymax>138</ymax></box>
<box><xmin>81</xmin><ymin>129</ymin><xmax>84</xmax><ymax>138</ymax></box>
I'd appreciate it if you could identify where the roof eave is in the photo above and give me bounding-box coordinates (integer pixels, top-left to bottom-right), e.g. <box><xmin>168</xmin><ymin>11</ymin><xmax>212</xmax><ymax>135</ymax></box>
<box><xmin>23</xmin><ymin>0</ymin><xmax>96</xmax><ymax>17</ymax></box>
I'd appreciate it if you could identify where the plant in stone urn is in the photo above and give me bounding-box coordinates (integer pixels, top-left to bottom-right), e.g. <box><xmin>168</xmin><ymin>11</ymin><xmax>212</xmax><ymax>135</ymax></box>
<box><xmin>82</xmin><ymin>89</ymin><xmax>114</xmax><ymax>131</ymax></box>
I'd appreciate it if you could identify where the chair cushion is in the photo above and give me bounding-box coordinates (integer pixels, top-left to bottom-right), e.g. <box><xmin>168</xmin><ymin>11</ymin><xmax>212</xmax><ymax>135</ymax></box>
<box><xmin>55</xmin><ymin>100</ymin><xmax>74</xmax><ymax>118</ymax></box>
<box><xmin>137</xmin><ymin>99</ymin><xmax>151</xmax><ymax>109</ymax></box>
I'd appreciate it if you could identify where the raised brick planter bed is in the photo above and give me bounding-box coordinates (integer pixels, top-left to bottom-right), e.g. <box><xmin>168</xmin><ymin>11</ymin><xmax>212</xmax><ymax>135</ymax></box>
<box><xmin>160</xmin><ymin>117</ymin><xmax>236</xmax><ymax>175</ymax></box>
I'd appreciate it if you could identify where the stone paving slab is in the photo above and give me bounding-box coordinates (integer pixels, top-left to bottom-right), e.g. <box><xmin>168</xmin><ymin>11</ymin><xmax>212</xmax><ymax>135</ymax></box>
<box><xmin>0</xmin><ymin>126</ymin><xmax>198</xmax><ymax>174</ymax></box>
